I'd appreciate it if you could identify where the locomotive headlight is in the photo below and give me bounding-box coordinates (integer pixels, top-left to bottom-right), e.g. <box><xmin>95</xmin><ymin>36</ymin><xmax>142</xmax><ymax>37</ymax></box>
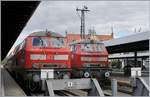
<box><xmin>54</xmin><ymin>55</ymin><xmax>68</xmax><ymax>60</ymax></box>
<box><xmin>30</xmin><ymin>54</ymin><xmax>46</xmax><ymax>60</ymax></box>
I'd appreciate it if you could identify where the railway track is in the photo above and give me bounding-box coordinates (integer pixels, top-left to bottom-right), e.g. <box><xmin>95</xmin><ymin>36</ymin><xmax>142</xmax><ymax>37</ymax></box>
<box><xmin>64</xmin><ymin>90</ymin><xmax>87</xmax><ymax>96</ymax></box>
<box><xmin>103</xmin><ymin>72</ymin><xmax>133</xmax><ymax>96</ymax></box>
<box><xmin>55</xmin><ymin>90</ymin><xmax>78</xmax><ymax>96</ymax></box>
<box><xmin>103</xmin><ymin>88</ymin><xmax>132</xmax><ymax>96</ymax></box>
<box><xmin>30</xmin><ymin>90</ymin><xmax>87</xmax><ymax>96</ymax></box>
<box><xmin>103</xmin><ymin>83</ymin><xmax>132</xmax><ymax>96</ymax></box>
<box><xmin>103</xmin><ymin>89</ymin><xmax>132</xmax><ymax>96</ymax></box>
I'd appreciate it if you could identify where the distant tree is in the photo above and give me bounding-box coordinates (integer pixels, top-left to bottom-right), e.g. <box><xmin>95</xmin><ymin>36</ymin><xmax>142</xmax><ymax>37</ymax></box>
<box><xmin>111</xmin><ymin>60</ymin><xmax>122</xmax><ymax>69</ymax></box>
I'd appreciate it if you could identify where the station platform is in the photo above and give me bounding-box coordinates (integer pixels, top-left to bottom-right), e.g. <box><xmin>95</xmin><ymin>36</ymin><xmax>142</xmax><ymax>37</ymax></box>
<box><xmin>141</xmin><ymin>77</ymin><xmax>149</xmax><ymax>86</ymax></box>
<box><xmin>132</xmin><ymin>76</ymin><xmax>150</xmax><ymax>96</ymax></box>
<box><xmin>1</xmin><ymin>68</ymin><xmax>26</xmax><ymax>96</ymax></box>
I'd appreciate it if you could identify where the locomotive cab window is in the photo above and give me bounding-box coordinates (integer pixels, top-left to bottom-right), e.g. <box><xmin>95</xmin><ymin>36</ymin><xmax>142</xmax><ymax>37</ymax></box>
<box><xmin>81</xmin><ymin>43</ymin><xmax>105</xmax><ymax>52</ymax></box>
<box><xmin>51</xmin><ymin>37</ymin><xmax>64</xmax><ymax>48</ymax></box>
<box><xmin>70</xmin><ymin>45</ymin><xmax>76</xmax><ymax>52</ymax></box>
<box><xmin>32</xmin><ymin>37</ymin><xmax>48</xmax><ymax>47</ymax></box>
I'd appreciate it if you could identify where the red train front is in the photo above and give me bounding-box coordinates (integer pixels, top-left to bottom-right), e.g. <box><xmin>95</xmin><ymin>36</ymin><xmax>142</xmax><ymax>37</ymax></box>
<box><xmin>7</xmin><ymin>31</ymin><xmax>71</xmax><ymax>91</ymax></box>
<box><xmin>70</xmin><ymin>39</ymin><xmax>111</xmax><ymax>79</ymax></box>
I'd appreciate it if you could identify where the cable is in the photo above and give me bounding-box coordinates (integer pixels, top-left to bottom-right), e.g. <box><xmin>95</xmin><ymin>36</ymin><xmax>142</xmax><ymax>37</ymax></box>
<box><xmin>76</xmin><ymin>11</ymin><xmax>81</xmax><ymax>19</ymax></box>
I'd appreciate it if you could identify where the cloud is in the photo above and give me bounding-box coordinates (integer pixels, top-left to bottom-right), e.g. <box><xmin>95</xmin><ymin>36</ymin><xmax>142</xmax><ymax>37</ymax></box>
<box><xmin>8</xmin><ymin>1</ymin><xmax>149</xmax><ymax>55</ymax></box>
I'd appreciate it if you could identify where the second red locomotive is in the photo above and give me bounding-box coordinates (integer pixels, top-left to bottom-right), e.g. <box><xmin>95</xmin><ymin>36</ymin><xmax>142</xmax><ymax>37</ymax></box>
<box><xmin>70</xmin><ymin>39</ymin><xmax>110</xmax><ymax>79</ymax></box>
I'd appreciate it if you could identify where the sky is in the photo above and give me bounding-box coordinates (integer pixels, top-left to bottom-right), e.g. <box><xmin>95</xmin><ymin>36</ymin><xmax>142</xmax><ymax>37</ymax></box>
<box><xmin>7</xmin><ymin>1</ymin><xmax>150</xmax><ymax>56</ymax></box>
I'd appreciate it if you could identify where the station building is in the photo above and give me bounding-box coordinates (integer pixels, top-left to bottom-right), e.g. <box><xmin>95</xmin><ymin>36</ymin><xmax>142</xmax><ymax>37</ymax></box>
<box><xmin>65</xmin><ymin>32</ymin><xmax>114</xmax><ymax>45</ymax></box>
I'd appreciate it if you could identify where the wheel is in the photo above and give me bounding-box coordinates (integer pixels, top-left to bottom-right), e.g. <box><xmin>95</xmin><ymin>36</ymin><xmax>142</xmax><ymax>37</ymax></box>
<box><xmin>84</xmin><ymin>71</ymin><xmax>90</xmax><ymax>78</ymax></box>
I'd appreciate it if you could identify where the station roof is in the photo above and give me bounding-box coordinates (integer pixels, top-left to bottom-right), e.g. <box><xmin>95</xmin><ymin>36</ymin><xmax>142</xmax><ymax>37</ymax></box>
<box><xmin>103</xmin><ymin>31</ymin><xmax>149</xmax><ymax>54</ymax></box>
<box><xmin>108</xmin><ymin>51</ymin><xmax>149</xmax><ymax>59</ymax></box>
<box><xmin>1</xmin><ymin>1</ymin><xmax>40</xmax><ymax>60</ymax></box>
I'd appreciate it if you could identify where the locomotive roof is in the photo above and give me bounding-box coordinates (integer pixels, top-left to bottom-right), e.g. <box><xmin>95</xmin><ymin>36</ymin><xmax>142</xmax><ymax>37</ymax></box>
<box><xmin>29</xmin><ymin>31</ymin><xmax>64</xmax><ymax>38</ymax></box>
<box><xmin>69</xmin><ymin>39</ymin><xmax>103</xmax><ymax>45</ymax></box>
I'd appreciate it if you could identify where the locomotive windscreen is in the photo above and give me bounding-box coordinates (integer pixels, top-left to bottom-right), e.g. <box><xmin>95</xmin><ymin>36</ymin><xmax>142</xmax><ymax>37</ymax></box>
<box><xmin>81</xmin><ymin>43</ymin><xmax>105</xmax><ymax>52</ymax></box>
<box><xmin>51</xmin><ymin>37</ymin><xmax>64</xmax><ymax>48</ymax></box>
<box><xmin>32</xmin><ymin>37</ymin><xmax>48</xmax><ymax>47</ymax></box>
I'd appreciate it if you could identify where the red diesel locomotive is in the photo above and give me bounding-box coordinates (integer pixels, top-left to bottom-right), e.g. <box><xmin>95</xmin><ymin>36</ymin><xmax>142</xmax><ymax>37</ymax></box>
<box><xmin>70</xmin><ymin>39</ymin><xmax>110</xmax><ymax>79</ymax></box>
<box><xmin>6</xmin><ymin>31</ymin><xmax>71</xmax><ymax>91</ymax></box>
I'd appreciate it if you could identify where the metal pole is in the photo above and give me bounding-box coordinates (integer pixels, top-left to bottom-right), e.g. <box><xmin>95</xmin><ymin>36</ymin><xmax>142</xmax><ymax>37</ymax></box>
<box><xmin>141</xmin><ymin>58</ymin><xmax>143</xmax><ymax>68</ymax></box>
<box><xmin>76</xmin><ymin>6</ymin><xmax>90</xmax><ymax>40</ymax></box>
<box><xmin>80</xmin><ymin>10</ymin><xmax>83</xmax><ymax>39</ymax></box>
<box><xmin>82</xmin><ymin>11</ymin><xmax>85</xmax><ymax>39</ymax></box>
<box><xmin>111</xmin><ymin>79</ymin><xmax>117</xmax><ymax>96</ymax></box>
<box><xmin>134</xmin><ymin>51</ymin><xmax>137</xmax><ymax>67</ymax></box>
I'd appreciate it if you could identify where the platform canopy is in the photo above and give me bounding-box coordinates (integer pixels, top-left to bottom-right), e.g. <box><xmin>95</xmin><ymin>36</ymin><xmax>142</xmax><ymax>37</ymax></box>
<box><xmin>1</xmin><ymin>1</ymin><xmax>40</xmax><ymax>60</ymax></box>
<box><xmin>103</xmin><ymin>31</ymin><xmax>149</xmax><ymax>54</ymax></box>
